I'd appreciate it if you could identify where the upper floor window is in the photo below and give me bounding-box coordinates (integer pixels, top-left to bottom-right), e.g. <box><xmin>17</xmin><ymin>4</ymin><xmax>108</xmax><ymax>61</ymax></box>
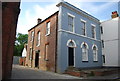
<box><xmin>46</xmin><ymin>22</ymin><xmax>50</xmax><ymax>35</ymax></box>
<box><xmin>81</xmin><ymin>42</ymin><xmax>88</xmax><ymax>61</ymax></box>
<box><xmin>36</xmin><ymin>31</ymin><xmax>40</xmax><ymax>46</ymax></box>
<box><xmin>81</xmin><ymin>19</ymin><xmax>86</xmax><ymax>36</ymax></box>
<box><xmin>92</xmin><ymin>45</ymin><xmax>98</xmax><ymax>61</ymax></box>
<box><xmin>91</xmin><ymin>24</ymin><xmax>96</xmax><ymax>39</ymax></box>
<box><xmin>31</xmin><ymin>31</ymin><xmax>34</xmax><ymax>41</ymax></box>
<box><xmin>100</xmin><ymin>26</ymin><xmax>103</xmax><ymax>34</ymax></box>
<box><xmin>68</xmin><ymin>15</ymin><xmax>74</xmax><ymax>32</ymax></box>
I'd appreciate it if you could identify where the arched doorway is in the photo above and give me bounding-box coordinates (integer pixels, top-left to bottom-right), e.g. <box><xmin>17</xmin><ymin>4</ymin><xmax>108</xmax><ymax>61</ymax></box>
<box><xmin>67</xmin><ymin>39</ymin><xmax>76</xmax><ymax>66</ymax></box>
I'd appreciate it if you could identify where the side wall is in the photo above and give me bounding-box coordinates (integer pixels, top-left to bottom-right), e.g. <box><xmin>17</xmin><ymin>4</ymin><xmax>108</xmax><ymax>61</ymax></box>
<box><xmin>2</xmin><ymin>2</ymin><xmax>20</xmax><ymax>79</ymax></box>
<box><xmin>101</xmin><ymin>17</ymin><xmax>119</xmax><ymax>67</ymax></box>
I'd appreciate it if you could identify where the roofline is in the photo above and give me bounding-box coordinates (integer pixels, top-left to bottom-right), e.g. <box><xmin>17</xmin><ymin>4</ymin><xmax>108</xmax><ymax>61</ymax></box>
<box><xmin>56</xmin><ymin>1</ymin><xmax>100</xmax><ymax>23</ymax></box>
<box><xmin>28</xmin><ymin>11</ymin><xmax>59</xmax><ymax>32</ymax></box>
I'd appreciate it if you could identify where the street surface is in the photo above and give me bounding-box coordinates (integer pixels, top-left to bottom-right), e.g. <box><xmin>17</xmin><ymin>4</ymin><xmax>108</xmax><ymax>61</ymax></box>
<box><xmin>11</xmin><ymin>64</ymin><xmax>81</xmax><ymax>79</ymax></box>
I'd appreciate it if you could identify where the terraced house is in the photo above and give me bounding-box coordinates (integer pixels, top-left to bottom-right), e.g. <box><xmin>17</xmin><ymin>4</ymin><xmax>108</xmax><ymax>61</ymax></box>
<box><xmin>26</xmin><ymin>1</ymin><xmax>102</xmax><ymax>73</ymax></box>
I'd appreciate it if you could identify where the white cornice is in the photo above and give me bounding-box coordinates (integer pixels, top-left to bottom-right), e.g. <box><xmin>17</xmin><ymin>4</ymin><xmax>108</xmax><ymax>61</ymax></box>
<box><xmin>57</xmin><ymin>2</ymin><xmax>100</xmax><ymax>24</ymax></box>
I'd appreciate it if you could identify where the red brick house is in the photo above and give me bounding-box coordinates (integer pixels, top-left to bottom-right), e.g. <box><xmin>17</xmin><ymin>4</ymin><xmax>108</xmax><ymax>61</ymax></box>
<box><xmin>26</xmin><ymin>11</ymin><xmax>58</xmax><ymax>72</ymax></box>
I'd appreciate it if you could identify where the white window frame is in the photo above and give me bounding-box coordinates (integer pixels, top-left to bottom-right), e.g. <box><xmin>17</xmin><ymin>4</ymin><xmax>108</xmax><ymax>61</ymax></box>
<box><xmin>81</xmin><ymin>42</ymin><xmax>89</xmax><ymax>61</ymax></box>
<box><xmin>46</xmin><ymin>21</ymin><xmax>50</xmax><ymax>36</ymax></box>
<box><xmin>92</xmin><ymin>44</ymin><xmax>98</xmax><ymax>62</ymax></box>
<box><xmin>37</xmin><ymin>31</ymin><xmax>40</xmax><ymax>46</ymax></box>
<box><xmin>67</xmin><ymin>39</ymin><xmax>76</xmax><ymax>67</ymax></box>
<box><xmin>81</xmin><ymin>19</ymin><xmax>87</xmax><ymax>36</ymax></box>
<box><xmin>31</xmin><ymin>31</ymin><xmax>34</xmax><ymax>42</ymax></box>
<box><xmin>91</xmin><ymin>24</ymin><xmax>96</xmax><ymax>39</ymax></box>
<box><xmin>67</xmin><ymin>13</ymin><xmax>75</xmax><ymax>33</ymax></box>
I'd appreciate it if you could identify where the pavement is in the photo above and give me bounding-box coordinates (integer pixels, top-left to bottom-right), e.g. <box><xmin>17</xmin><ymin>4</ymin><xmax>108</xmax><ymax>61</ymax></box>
<box><xmin>11</xmin><ymin>64</ymin><xmax>82</xmax><ymax>79</ymax></box>
<box><xmin>11</xmin><ymin>64</ymin><xmax>120</xmax><ymax>80</ymax></box>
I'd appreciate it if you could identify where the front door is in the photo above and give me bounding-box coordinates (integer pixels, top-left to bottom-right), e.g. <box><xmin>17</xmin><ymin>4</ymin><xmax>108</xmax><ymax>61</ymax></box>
<box><xmin>35</xmin><ymin>53</ymin><xmax>39</xmax><ymax>68</ymax></box>
<box><xmin>68</xmin><ymin>47</ymin><xmax>74</xmax><ymax>66</ymax></box>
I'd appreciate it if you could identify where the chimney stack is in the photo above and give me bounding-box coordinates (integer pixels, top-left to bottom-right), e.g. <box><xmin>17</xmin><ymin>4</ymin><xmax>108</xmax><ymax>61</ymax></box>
<box><xmin>37</xmin><ymin>18</ymin><xmax>42</xmax><ymax>24</ymax></box>
<box><xmin>111</xmin><ymin>11</ymin><xmax>119</xmax><ymax>19</ymax></box>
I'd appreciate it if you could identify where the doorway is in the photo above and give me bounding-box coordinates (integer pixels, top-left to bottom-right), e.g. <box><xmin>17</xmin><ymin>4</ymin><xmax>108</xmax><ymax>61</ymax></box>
<box><xmin>68</xmin><ymin>47</ymin><xmax>74</xmax><ymax>66</ymax></box>
<box><xmin>35</xmin><ymin>53</ymin><xmax>39</xmax><ymax>68</ymax></box>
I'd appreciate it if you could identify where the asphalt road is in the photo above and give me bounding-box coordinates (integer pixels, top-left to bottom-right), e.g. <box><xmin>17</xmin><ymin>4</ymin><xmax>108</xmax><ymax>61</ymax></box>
<box><xmin>11</xmin><ymin>64</ymin><xmax>82</xmax><ymax>79</ymax></box>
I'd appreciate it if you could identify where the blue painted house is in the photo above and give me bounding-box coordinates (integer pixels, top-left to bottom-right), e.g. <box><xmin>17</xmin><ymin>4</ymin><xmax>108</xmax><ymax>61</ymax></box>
<box><xmin>56</xmin><ymin>1</ymin><xmax>102</xmax><ymax>73</ymax></box>
<box><xmin>26</xmin><ymin>1</ymin><xmax>102</xmax><ymax>73</ymax></box>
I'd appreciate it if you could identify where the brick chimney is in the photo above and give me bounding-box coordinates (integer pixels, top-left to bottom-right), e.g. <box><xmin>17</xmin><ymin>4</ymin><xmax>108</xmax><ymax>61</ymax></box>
<box><xmin>111</xmin><ymin>11</ymin><xmax>119</xmax><ymax>18</ymax></box>
<box><xmin>37</xmin><ymin>18</ymin><xmax>42</xmax><ymax>24</ymax></box>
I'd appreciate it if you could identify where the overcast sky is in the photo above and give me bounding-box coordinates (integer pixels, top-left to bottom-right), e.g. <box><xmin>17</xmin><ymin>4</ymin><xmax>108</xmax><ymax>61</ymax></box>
<box><xmin>17</xmin><ymin>0</ymin><xmax>119</xmax><ymax>34</ymax></box>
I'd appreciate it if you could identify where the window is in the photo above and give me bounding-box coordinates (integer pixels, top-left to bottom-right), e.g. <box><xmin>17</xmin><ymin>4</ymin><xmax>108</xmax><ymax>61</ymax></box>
<box><xmin>91</xmin><ymin>25</ymin><xmax>96</xmax><ymax>38</ymax></box>
<box><xmin>68</xmin><ymin>15</ymin><xmax>74</xmax><ymax>32</ymax></box>
<box><xmin>45</xmin><ymin>45</ymin><xmax>49</xmax><ymax>61</ymax></box>
<box><xmin>46</xmin><ymin>22</ymin><xmax>50</xmax><ymax>35</ymax></box>
<box><xmin>93</xmin><ymin>45</ymin><xmax>98</xmax><ymax>61</ymax></box>
<box><xmin>67</xmin><ymin>39</ymin><xmax>76</xmax><ymax>47</ymax></box>
<box><xmin>102</xmin><ymin>40</ymin><xmax>104</xmax><ymax>48</ymax></box>
<box><xmin>102</xmin><ymin>55</ymin><xmax>105</xmax><ymax>63</ymax></box>
<box><xmin>29</xmin><ymin>48</ymin><xmax>32</xmax><ymax>60</ymax></box>
<box><xmin>36</xmin><ymin>31</ymin><xmax>40</xmax><ymax>46</ymax></box>
<box><xmin>81</xmin><ymin>43</ymin><xmax>88</xmax><ymax>61</ymax></box>
<box><xmin>31</xmin><ymin>31</ymin><xmax>34</xmax><ymax>41</ymax></box>
<box><xmin>100</xmin><ymin>26</ymin><xmax>103</xmax><ymax>34</ymax></box>
<box><xmin>81</xmin><ymin>21</ymin><xmax>86</xmax><ymax>36</ymax></box>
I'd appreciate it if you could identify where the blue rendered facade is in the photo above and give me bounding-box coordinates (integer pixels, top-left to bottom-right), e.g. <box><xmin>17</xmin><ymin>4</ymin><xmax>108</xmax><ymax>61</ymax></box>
<box><xmin>56</xmin><ymin>1</ymin><xmax>102</xmax><ymax>73</ymax></box>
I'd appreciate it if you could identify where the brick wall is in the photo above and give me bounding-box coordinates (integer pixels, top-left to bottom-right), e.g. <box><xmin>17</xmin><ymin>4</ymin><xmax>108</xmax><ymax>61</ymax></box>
<box><xmin>2</xmin><ymin>2</ymin><xmax>20</xmax><ymax>79</ymax></box>
<box><xmin>26</xmin><ymin>12</ymin><xmax>58</xmax><ymax>72</ymax></box>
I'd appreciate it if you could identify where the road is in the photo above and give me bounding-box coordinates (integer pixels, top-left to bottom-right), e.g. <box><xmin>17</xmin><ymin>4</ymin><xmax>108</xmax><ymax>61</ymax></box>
<box><xmin>11</xmin><ymin>64</ymin><xmax>82</xmax><ymax>79</ymax></box>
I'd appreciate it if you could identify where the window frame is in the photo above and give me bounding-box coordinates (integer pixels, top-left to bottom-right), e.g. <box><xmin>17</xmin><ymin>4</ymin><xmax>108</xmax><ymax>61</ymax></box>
<box><xmin>81</xmin><ymin>19</ymin><xmax>87</xmax><ymax>36</ymax></box>
<box><xmin>31</xmin><ymin>31</ymin><xmax>34</xmax><ymax>42</ymax></box>
<box><xmin>91</xmin><ymin>24</ymin><xmax>96</xmax><ymax>39</ymax></box>
<box><xmin>68</xmin><ymin>13</ymin><xmax>75</xmax><ymax>33</ymax></box>
<box><xmin>36</xmin><ymin>31</ymin><xmax>41</xmax><ymax>46</ymax></box>
<box><xmin>81</xmin><ymin>42</ymin><xmax>89</xmax><ymax>62</ymax></box>
<box><xmin>92</xmin><ymin>45</ymin><xmax>98</xmax><ymax>62</ymax></box>
<box><xmin>46</xmin><ymin>21</ymin><xmax>50</xmax><ymax>36</ymax></box>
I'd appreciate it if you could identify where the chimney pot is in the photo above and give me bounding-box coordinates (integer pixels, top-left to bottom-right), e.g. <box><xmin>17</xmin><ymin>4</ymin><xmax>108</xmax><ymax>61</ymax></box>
<box><xmin>37</xmin><ymin>18</ymin><xmax>42</xmax><ymax>24</ymax></box>
<box><xmin>111</xmin><ymin>11</ymin><xmax>119</xmax><ymax>19</ymax></box>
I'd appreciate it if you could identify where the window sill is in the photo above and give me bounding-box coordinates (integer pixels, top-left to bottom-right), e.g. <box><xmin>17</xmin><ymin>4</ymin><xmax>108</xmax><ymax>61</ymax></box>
<box><xmin>45</xmin><ymin>34</ymin><xmax>50</xmax><ymax>36</ymax></box>
<box><xmin>44</xmin><ymin>59</ymin><xmax>49</xmax><ymax>61</ymax></box>
<box><xmin>93</xmin><ymin>61</ymin><xmax>98</xmax><ymax>62</ymax></box>
<box><xmin>36</xmin><ymin>44</ymin><xmax>40</xmax><ymax>47</ymax></box>
<box><xmin>82</xmin><ymin>61</ymin><xmax>88</xmax><ymax>62</ymax></box>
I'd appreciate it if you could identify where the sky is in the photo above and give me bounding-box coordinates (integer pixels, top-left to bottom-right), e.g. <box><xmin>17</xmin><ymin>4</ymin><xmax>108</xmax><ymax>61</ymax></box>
<box><xmin>16</xmin><ymin>0</ymin><xmax>119</xmax><ymax>34</ymax></box>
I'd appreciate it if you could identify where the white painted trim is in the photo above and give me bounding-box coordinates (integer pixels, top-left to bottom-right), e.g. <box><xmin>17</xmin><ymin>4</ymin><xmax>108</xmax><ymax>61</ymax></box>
<box><xmin>91</xmin><ymin>24</ymin><xmax>96</xmax><ymax>27</ymax></box>
<box><xmin>81</xmin><ymin>19</ymin><xmax>87</xmax><ymax>36</ymax></box>
<box><xmin>67</xmin><ymin>13</ymin><xmax>75</xmax><ymax>18</ymax></box>
<box><xmin>67</xmin><ymin>13</ymin><xmax>75</xmax><ymax>33</ymax></box>
<box><xmin>81</xmin><ymin>19</ymin><xmax>86</xmax><ymax>23</ymax></box>
<box><xmin>58</xmin><ymin>29</ymin><xmax>101</xmax><ymax>42</ymax></box>
<box><xmin>81</xmin><ymin>42</ymin><xmax>89</xmax><ymax>49</ymax></box>
<box><xmin>91</xmin><ymin>24</ymin><xmax>96</xmax><ymax>39</ymax></box>
<box><xmin>92</xmin><ymin>44</ymin><xmax>98</xmax><ymax>50</ymax></box>
<box><xmin>67</xmin><ymin>39</ymin><xmax>77</xmax><ymax>47</ymax></box>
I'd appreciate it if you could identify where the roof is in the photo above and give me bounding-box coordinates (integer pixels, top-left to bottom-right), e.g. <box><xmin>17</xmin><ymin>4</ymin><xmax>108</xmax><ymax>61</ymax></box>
<box><xmin>28</xmin><ymin>11</ymin><xmax>59</xmax><ymax>32</ymax></box>
<box><xmin>56</xmin><ymin>1</ymin><xmax>100</xmax><ymax>23</ymax></box>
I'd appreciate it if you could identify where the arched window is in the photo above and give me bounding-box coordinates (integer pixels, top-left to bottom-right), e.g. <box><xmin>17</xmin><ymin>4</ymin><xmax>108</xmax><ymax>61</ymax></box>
<box><xmin>67</xmin><ymin>39</ymin><xmax>76</xmax><ymax>47</ymax></box>
<box><xmin>92</xmin><ymin>45</ymin><xmax>98</xmax><ymax>61</ymax></box>
<box><xmin>81</xmin><ymin>42</ymin><xmax>88</xmax><ymax>61</ymax></box>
